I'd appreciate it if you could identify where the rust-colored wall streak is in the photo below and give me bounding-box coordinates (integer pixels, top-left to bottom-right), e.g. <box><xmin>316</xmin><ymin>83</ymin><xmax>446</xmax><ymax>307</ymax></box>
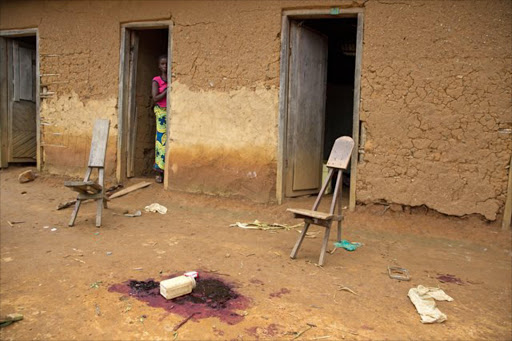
<box><xmin>1</xmin><ymin>0</ymin><xmax>510</xmax><ymax>218</ymax></box>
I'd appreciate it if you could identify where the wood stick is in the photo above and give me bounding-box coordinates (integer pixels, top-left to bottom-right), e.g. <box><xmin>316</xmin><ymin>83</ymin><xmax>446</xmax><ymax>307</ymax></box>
<box><xmin>108</xmin><ymin>182</ymin><xmax>151</xmax><ymax>199</ymax></box>
<box><xmin>172</xmin><ymin>312</ymin><xmax>199</xmax><ymax>332</ymax></box>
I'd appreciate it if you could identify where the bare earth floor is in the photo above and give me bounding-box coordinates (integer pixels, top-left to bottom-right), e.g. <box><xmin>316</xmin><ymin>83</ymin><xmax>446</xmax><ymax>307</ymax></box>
<box><xmin>1</xmin><ymin>166</ymin><xmax>511</xmax><ymax>341</ymax></box>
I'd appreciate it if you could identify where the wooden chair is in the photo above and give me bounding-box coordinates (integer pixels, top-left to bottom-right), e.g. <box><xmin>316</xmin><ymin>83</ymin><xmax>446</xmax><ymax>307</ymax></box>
<box><xmin>65</xmin><ymin>119</ymin><xmax>110</xmax><ymax>227</ymax></box>
<box><xmin>288</xmin><ymin>136</ymin><xmax>355</xmax><ymax>266</ymax></box>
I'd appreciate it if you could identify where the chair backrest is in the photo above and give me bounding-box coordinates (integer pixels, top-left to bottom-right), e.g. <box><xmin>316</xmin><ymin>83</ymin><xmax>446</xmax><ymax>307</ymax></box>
<box><xmin>311</xmin><ymin>136</ymin><xmax>354</xmax><ymax>213</ymax></box>
<box><xmin>326</xmin><ymin>136</ymin><xmax>354</xmax><ymax>170</ymax></box>
<box><xmin>88</xmin><ymin>119</ymin><xmax>110</xmax><ymax>168</ymax></box>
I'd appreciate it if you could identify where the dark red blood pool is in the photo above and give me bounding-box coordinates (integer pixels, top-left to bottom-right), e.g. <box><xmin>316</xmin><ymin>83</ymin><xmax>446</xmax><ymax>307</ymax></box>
<box><xmin>109</xmin><ymin>274</ymin><xmax>250</xmax><ymax>324</ymax></box>
<box><xmin>436</xmin><ymin>274</ymin><xmax>464</xmax><ymax>285</ymax></box>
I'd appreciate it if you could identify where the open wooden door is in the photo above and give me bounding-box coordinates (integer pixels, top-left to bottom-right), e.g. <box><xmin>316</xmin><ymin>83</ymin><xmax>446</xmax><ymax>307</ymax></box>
<box><xmin>9</xmin><ymin>40</ymin><xmax>36</xmax><ymax>163</ymax></box>
<box><xmin>126</xmin><ymin>30</ymin><xmax>139</xmax><ymax>178</ymax></box>
<box><xmin>285</xmin><ymin>22</ymin><xmax>328</xmax><ymax>197</ymax></box>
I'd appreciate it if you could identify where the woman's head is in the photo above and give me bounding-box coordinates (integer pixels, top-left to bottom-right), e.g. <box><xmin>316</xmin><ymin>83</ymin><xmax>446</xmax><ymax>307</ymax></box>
<box><xmin>158</xmin><ymin>55</ymin><xmax>167</xmax><ymax>73</ymax></box>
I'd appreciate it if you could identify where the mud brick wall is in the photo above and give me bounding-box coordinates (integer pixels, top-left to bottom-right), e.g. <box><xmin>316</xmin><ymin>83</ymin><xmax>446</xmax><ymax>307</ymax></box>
<box><xmin>1</xmin><ymin>0</ymin><xmax>510</xmax><ymax>217</ymax></box>
<box><xmin>359</xmin><ymin>0</ymin><xmax>512</xmax><ymax>220</ymax></box>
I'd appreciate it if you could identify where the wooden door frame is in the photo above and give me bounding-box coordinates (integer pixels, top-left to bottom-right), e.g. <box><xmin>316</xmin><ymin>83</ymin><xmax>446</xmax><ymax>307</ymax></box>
<box><xmin>0</xmin><ymin>28</ymin><xmax>40</xmax><ymax>170</ymax></box>
<box><xmin>117</xmin><ymin>21</ymin><xmax>173</xmax><ymax>185</ymax></box>
<box><xmin>277</xmin><ymin>9</ymin><xmax>364</xmax><ymax>211</ymax></box>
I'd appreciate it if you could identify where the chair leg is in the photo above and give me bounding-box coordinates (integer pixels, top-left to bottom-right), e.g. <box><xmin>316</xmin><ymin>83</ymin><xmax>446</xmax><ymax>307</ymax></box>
<box><xmin>95</xmin><ymin>199</ymin><xmax>103</xmax><ymax>227</ymax></box>
<box><xmin>290</xmin><ymin>222</ymin><xmax>310</xmax><ymax>259</ymax></box>
<box><xmin>319</xmin><ymin>226</ymin><xmax>331</xmax><ymax>266</ymax></box>
<box><xmin>69</xmin><ymin>199</ymin><xmax>82</xmax><ymax>227</ymax></box>
<box><xmin>337</xmin><ymin>219</ymin><xmax>342</xmax><ymax>243</ymax></box>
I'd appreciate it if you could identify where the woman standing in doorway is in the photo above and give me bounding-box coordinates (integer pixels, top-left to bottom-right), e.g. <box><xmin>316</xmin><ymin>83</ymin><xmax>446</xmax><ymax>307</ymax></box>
<box><xmin>152</xmin><ymin>55</ymin><xmax>167</xmax><ymax>183</ymax></box>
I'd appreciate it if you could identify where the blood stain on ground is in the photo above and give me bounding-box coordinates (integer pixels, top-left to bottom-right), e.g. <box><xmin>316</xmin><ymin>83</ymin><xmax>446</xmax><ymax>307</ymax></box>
<box><xmin>108</xmin><ymin>274</ymin><xmax>250</xmax><ymax>324</ymax></box>
<box><xmin>269</xmin><ymin>288</ymin><xmax>290</xmax><ymax>298</ymax></box>
<box><xmin>436</xmin><ymin>274</ymin><xmax>464</xmax><ymax>285</ymax></box>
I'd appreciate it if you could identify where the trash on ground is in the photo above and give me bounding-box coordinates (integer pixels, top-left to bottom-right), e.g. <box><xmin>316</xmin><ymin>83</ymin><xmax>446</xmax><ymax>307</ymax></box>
<box><xmin>90</xmin><ymin>281</ymin><xmax>103</xmax><ymax>289</ymax></box>
<box><xmin>18</xmin><ymin>170</ymin><xmax>36</xmax><ymax>183</ymax></box>
<box><xmin>124</xmin><ymin>210</ymin><xmax>142</xmax><ymax>217</ymax></box>
<box><xmin>7</xmin><ymin>220</ymin><xmax>24</xmax><ymax>227</ymax></box>
<box><xmin>230</xmin><ymin>220</ymin><xmax>302</xmax><ymax>230</ymax></box>
<box><xmin>145</xmin><ymin>203</ymin><xmax>167</xmax><ymax>214</ymax></box>
<box><xmin>106</xmin><ymin>251</ymin><xmax>112</xmax><ymax>256</ymax></box>
<box><xmin>388</xmin><ymin>266</ymin><xmax>411</xmax><ymax>281</ymax></box>
<box><xmin>0</xmin><ymin>313</ymin><xmax>23</xmax><ymax>328</ymax></box>
<box><xmin>51</xmin><ymin>228</ymin><xmax>57</xmax><ymax>232</ymax></box>
<box><xmin>436</xmin><ymin>274</ymin><xmax>463</xmax><ymax>285</ymax></box>
<box><xmin>184</xmin><ymin>271</ymin><xmax>198</xmax><ymax>278</ymax></box>
<box><xmin>337</xmin><ymin>285</ymin><xmax>358</xmax><ymax>295</ymax></box>
<box><xmin>57</xmin><ymin>199</ymin><xmax>77</xmax><ymax>210</ymax></box>
<box><xmin>108</xmin><ymin>182</ymin><xmax>151</xmax><ymax>199</ymax></box>
<box><xmin>160</xmin><ymin>275</ymin><xmax>197</xmax><ymax>300</ymax></box>
<box><xmin>334</xmin><ymin>240</ymin><xmax>362</xmax><ymax>251</ymax></box>
<box><xmin>291</xmin><ymin>323</ymin><xmax>317</xmax><ymax>340</ymax></box>
<box><xmin>296</xmin><ymin>229</ymin><xmax>321</xmax><ymax>238</ymax></box>
<box><xmin>408</xmin><ymin>285</ymin><xmax>453</xmax><ymax>323</ymax></box>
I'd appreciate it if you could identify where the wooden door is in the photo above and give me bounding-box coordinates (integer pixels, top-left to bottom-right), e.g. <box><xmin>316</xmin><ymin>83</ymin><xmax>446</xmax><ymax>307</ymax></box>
<box><xmin>126</xmin><ymin>30</ymin><xmax>139</xmax><ymax>177</ymax></box>
<box><xmin>9</xmin><ymin>40</ymin><xmax>36</xmax><ymax>162</ymax></box>
<box><xmin>285</xmin><ymin>22</ymin><xmax>328</xmax><ymax>197</ymax></box>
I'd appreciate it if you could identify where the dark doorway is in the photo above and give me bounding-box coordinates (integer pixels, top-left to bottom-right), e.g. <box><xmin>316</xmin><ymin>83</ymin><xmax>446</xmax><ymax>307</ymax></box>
<box><xmin>0</xmin><ymin>35</ymin><xmax>37</xmax><ymax>165</ymax></box>
<box><xmin>303</xmin><ymin>18</ymin><xmax>357</xmax><ymax>192</ymax></box>
<box><xmin>126</xmin><ymin>28</ymin><xmax>168</xmax><ymax>177</ymax></box>
<box><xmin>283</xmin><ymin>18</ymin><xmax>357</xmax><ymax>197</ymax></box>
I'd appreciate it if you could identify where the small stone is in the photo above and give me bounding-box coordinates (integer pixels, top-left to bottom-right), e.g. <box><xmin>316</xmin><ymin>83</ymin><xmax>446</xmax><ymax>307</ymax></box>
<box><xmin>18</xmin><ymin>170</ymin><xmax>36</xmax><ymax>183</ymax></box>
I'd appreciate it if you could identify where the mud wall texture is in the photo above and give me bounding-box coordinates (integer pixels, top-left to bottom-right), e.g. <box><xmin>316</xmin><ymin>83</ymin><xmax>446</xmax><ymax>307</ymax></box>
<box><xmin>359</xmin><ymin>0</ymin><xmax>512</xmax><ymax>220</ymax></box>
<box><xmin>1</xmin><ymin>0</ymin><xmax>510</xmax><ymax>216</ymax></box>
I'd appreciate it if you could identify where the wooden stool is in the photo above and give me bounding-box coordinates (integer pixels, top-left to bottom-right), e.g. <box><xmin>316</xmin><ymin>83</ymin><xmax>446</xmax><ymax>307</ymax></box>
<box><xmin>288</xmin><ymin>136</ymin><xmax>354</xmax><ymax>266</ymax></box>
<box><xmin>65</xmin><ymin>119</ymin><xmax>110</xmax><ymax>227</ymax></box>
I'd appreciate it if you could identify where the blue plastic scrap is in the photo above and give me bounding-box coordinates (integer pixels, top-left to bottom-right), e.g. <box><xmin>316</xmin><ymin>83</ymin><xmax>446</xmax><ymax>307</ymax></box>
<box><xmin>334</xmin><ymin>240</ymin><xmax>362</xmax><ymax>251</ymax></box>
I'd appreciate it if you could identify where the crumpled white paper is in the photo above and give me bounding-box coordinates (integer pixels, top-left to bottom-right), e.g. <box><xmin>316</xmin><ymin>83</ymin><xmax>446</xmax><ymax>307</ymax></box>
<box><xmin>408</xmin><ymin>285</ymin><xmax>453</xmax><ymax>323</ymax></box>
<box><xmin>144</xmin><ymin>203</ymin><xmax>167</xmax><ymax>214</ymax></box>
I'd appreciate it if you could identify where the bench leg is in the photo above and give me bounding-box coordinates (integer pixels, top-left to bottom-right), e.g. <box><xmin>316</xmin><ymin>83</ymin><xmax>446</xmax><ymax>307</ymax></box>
<box><xmin>69</xmin><ymin>199</ymin><xmax>82</xmax><ymax>227</ymax></box>
<box><xmin>290</xmin><ymin>222</ymin><xmax>310</xmax><ymax>259</ymax></box>
<box><xmin>95</xmin><ymin>168</ymin><xmax>105</xmax><ymax>227</ymax></box>
<box><xmin>319</xmin><ymin>226</ymin><xmax>331</xmax><ymax>266</ymax></box>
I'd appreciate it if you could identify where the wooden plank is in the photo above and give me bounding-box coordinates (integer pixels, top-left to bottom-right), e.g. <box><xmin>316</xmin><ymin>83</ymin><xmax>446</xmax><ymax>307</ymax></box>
<box><xmin>0</xmin><ymin>29</ymin><xmax>38</xmax><ymax>37</ymax></box>
<box><xmin>0</xmin><ymin>37</ymin><xmax>8</xmax><ymax>168</ymax></box>
<box><xmin>127</xmin><ymin>31</ymin><xmax>139</xmax><ymax>177</ymax></box>
<box><xmin>64</xmin><ymin>181</ymin><xmax>102</xmax><ymax>190</ymax></box>
<box><xmin>503</xmin><ymin>157</ymin><xmax>512</xmax><ymax>230</ymax></box>
<box><xmin>116</xmin><ymin>28</ymin><xmax>129</xmax><ymax>182</ymax></box>
<box><xmin>122</xmin><ymin>21</ymin><xmax>173</xmax><ymax>29</ymax></box>
<box><xmin>287</xmin><ymin>208</ymin><xmax>333</xmax><ymax>221</ymax></box>
<box><xmin>326</xmin><ymin>137</ymin><xmax>354</xmax><ymax>169</ymax></box>
<box><xmin>287</xmin><ymin>22</ymin><xmax>327</xmax><ymax>195</ymax></box>
<box><xmin>283</xmin><ymin>9</ymin><xmax>363</xmax><ymax>18</ymax></box>
<box><xmin>35</xmin><ymin>32</ymin><xmax>41</xmax><ymax>171</ymax></box>
<box><xmin>88</xmin><ymin>119</ymin><xmax>110</xmax><ymax>167</ymax></box>
<box><xmin>108</xmin><ymin>181</ymin><xmax>151</xmax><ymax>199</ymax></box>
<box><xmin>276</xmin><ymin>15</ymin><xmax>290</xmax><ymax>204</ymax></box>
<box><xmin>349</xmin><ymin>12</ymin><xmax>364</xmax><ymax>212</ymax></box>
<box><xmin>12</xmin><ymin>40</ymin><xmax>19</xmax><ymax>102</ymax></box>
<box><xmin>164</xmin><ymin>24</ymin><xmax>173</xmax><ymax>190</ymax></box>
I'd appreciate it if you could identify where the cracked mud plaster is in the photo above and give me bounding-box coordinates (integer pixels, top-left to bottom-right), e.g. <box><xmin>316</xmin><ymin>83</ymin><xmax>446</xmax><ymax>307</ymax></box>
<box><xmin>358</xmin><ymin>0</ymin><xmax>512</xmax><ymax>220</ymax></box>
<box><xmin>166</xmin><ymin>82</ymin><xmax>279</xmax><ymax>202</ymax></box>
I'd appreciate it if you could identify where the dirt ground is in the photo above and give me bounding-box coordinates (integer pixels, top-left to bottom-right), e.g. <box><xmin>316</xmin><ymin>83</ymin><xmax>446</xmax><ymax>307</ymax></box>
<box><xmin>1</xmin><ymin>165</ymin><xmax>511</xmax><ymax>341</ymax></box>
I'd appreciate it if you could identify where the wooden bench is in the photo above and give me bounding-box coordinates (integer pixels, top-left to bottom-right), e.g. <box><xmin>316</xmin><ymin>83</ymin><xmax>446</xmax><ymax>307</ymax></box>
<box><xmin>65</xmin><ymin>119</ymin><xmax>110</xmax><ymax>227</ymax></box>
